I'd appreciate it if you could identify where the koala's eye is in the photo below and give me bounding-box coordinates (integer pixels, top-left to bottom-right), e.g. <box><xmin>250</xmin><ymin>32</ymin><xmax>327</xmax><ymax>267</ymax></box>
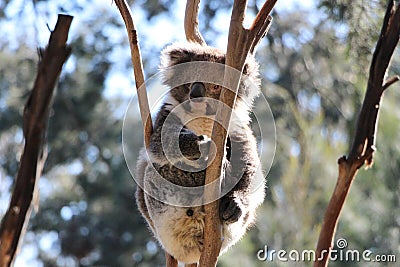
<box><xmin>213</xmin><ymin>85</ymin><xmax>219</xmax><ymax>90</ymax></box>
<box><xmin>186</xmin><ymin>209</ymin><xmax>194</xmax><ymax>217</ymax></box>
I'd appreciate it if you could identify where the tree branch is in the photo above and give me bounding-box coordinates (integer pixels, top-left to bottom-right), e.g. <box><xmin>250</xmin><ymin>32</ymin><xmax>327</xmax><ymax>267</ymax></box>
<box><xmin>199</xmin><ymin>1</ymin><xmax>277</xmax><ymax>266</ymax></box>
<box><xmin>383</xmin><ymin>75</ymin><xmax>399</xmax><ymax>90</ymax></box>
<box><xmin>114</xmin><ymin>0</ymin><xmax>153</xmax><ymax>148</ymax></box>
<box><xmin>314</xmin><ymin>1</ymin><xmax>400</xmax><ymax>266</ymax></box>
<box><xmin>250</xmin><ymin>15</ymin><xmax>273</xmax><ymax>54</ymax></box>
<box><xmin>249</xmin><ymin>1</ymin><xmax>275</xmax><ymax>54</ymax></box>
<box><xmin>0</xmin><ymin>14</ymin><xmax>73</xmax><ymax>267</ymax></box>
<box><xmin>185</xmin><ymin>0</ymin><xmax>206</xmax><ymax>45</ymax></box>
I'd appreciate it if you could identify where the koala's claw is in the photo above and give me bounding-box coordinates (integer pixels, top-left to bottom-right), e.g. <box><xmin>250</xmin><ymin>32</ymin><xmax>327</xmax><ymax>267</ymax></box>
<box><xmin>198</xmin><ymin>135</ymin><xmax>210</xmax><ymax>143</ymax></box>
<box><xmin>220</xmin><ymin>197</ymin><xmax>242</xmax><ymax>223</ymax></box>
<box><xmin>198</xmin><ymin>135</ymin><xmax>211</xmax><ymax>158</ymax></box>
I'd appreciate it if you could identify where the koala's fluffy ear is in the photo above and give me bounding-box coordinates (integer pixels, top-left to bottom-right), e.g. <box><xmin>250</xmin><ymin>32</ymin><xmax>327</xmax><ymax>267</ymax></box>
<box><xmin>160</xmin><ymin>43</ymin><xmax>201</xmax><ymax>86</ymax></box>
<box><xmin>238</xmin><ymin>55</ymin><xmax>261</xmax><ymax>105</ymax></box>
<box><xmin>243</xmin><ymin>55</ymin><xmax>260</xmax><ymax>85</ymax></box>
<box><xmin>160</xmin><ymin>42</ymin><xmax>227</xmax><ymax>69</ymax></box>
<box><xmin>160</xmin><ymin>43</ymin><xmax>198</xmax><ymax>68</ymax></box>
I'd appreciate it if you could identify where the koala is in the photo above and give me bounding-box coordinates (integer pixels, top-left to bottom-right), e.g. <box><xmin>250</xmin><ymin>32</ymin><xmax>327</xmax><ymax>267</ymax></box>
<box><xmin>135</xmin><ymin>42</ymin><xmax>265</xmax><ymax>264</ymax></box>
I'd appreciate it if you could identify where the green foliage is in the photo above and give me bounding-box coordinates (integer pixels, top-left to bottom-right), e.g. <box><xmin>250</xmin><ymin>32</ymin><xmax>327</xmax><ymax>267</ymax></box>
<box><xmin>318</xmin><ymin>0</ymin><xmax>387</xmax><ymax>68</ymax></box>
<box><xmin>0</xmin><ymin>0</ymin><xmax>399</xmax><ymax>266</ymax></box>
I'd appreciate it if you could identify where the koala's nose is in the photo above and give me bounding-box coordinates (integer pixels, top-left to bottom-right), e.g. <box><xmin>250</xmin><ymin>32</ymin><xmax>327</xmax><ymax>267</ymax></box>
<box><xmin>190</xmin><ymin>82</ymin><xmax>206</xmax><ymax>99</ymax></box>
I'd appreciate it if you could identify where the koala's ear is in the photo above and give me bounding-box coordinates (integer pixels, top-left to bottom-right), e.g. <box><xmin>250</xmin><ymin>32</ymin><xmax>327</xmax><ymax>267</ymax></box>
<box><xmin>243</xmin><ymin>63</ymin><xmax>249</xmax><ymax>75</ymax></box>
<box><xmin>168</xmin><ymin>48</ymin><xmax>193</xmax><ymax>64</ymax></box>
<box><xmin>160</xmin><ymin>43</ymin><xmax>195</xmax><ymax>68</ymax></box>
<box><xmin>242</xmin><ymin>55</ymin><xmax>260</xmax><ymax>83</ymax></box>
<box><xmin>238</xmin><ymin>55</ymin><xmax>261</xmax><ymax>104</ymax></box>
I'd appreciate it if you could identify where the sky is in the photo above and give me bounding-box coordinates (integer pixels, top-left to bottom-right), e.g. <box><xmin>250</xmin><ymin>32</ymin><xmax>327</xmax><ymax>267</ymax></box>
<box><xmin>0</xmin><ymin>0</ymin><xmax>317</xmax><ymax>102</ymax></box>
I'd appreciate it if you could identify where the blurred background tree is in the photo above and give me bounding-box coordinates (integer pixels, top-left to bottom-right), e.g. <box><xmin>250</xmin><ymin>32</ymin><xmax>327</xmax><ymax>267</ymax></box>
<box><xmin>0</xmin><ymin>0</ymin><xmax>398</xmax><ymax>266</ymax></box>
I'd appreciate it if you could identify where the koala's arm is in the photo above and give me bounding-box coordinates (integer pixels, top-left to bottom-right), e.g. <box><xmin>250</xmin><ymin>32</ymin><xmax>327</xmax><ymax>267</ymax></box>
<box><xmin>135</xmin><ymin>149</ymin><xmax>157</xmax><ymax>233</ymax></box>
<box><xmin>148</xmin><ymin>107</ymin><xmax>205</xmax><ymax>163</ymax></box>
<box><xmin>220</xmin><ymin>126</ymin><xmax>264</xmax><ymax>223</ymax></box>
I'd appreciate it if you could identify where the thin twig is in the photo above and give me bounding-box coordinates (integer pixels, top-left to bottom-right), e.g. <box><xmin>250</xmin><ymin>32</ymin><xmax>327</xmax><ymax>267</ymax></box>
<box><xmin>383</xmin><ymin>75</ymin><xmax>399</xmax><ymax>90</ymax></box>
<box><xmin>185</xmin><ymin>0</ymin><xmax>206</xmax><ymax>45</ymax></box>
<box><xmin>314</xmin><ymin>1</ymin><xmax>400</xmax><ymax>266</ymax></box>
<box><xmin>249</xmin><ymin>0</ymin><xmax>277</xmax><ymax>54</ymax></box>
<box><xmin>0</xmin><ymin>14</ymin><xmax>73</xmax><ymax>267</ymax></box>
<box><xmin>250</xmin><ymin>15</ymin><xmax>273</xmax><ymax>54</ymax></box>
<box><xmin>114</xmin><ymin>0</ymin><xmax>153</xmax><ymax>148</ymax></box>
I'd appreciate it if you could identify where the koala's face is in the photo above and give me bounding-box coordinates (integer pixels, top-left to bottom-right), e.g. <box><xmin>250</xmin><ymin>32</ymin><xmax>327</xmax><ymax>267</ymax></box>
<box><xmin>161</xmin><ymin>42</ymin><xmax>261</xmax><ymax>115</ymax></box>
<box><xmin>169</xmin><ymin>82</ymin><xmax>222</xmax><ymax>115</ymax></box>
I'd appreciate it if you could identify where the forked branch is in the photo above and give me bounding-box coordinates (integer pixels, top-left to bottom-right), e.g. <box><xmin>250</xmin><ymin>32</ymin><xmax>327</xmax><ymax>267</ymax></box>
<box><xmin>314</xmin><ymin>1</ymin><xmax>400</xmax><ymax>266</ymax></box>
<box><xmin>199</xmin><ymin>1</ymin><xmax>277</xmax><ymax>267</ymax></box>
<box><xmin>0</xmin><ymin>14</ymin><xmax>73</xmax><ymax>267</ymax></box>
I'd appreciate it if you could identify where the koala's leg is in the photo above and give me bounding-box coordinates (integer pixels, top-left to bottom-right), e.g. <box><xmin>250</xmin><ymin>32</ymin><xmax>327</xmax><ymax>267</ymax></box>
<box><xmin>135</xmin><ymin>150</ymin><xmax>156</xmax><ymax>232</ymax></box>
<box><xmin>136</xmin><ymin>187</ymin><xmax>156</xmax><ymax>231</ymax></box>
<box><xmin>220</xmin><ymin>134</ymin><xmax>264</xmax><ymax>224</ymax></box>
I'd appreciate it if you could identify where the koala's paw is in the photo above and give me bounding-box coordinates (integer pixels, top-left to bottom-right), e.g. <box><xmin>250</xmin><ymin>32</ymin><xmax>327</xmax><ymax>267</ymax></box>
<box><xmin>198</xmin><ymin>135</ymin><xmax>211</xmax><ymax>159</ymax></box>
<box><xmin>220</xmin><ymin>196</ymin><xmax>242</xmax><ymax>223</ymax></box>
